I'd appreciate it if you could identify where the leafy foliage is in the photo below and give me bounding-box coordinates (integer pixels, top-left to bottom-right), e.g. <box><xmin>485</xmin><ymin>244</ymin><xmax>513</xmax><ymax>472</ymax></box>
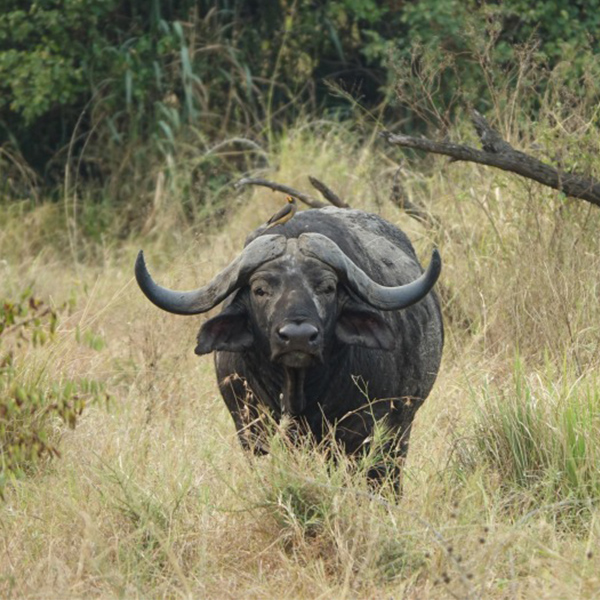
<box><xmin>2</xmin><ymin>0</ymin><xmax>599</xmax><ymax>200</ymax></box>
<box><xmin>0</xmin><ymin>290</ymin><xmax>109</xmax><ymax>497</ymax></box>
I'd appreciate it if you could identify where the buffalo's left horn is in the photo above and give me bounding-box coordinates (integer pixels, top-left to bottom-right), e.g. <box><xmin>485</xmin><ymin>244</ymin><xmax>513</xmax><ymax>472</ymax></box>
<box><xmin>298</xmin><ymin>232</ymin><xmax>441</xmax><ymax>310</ymax></box>
<box><xmin>135</xmin><ymin>234</ymin><xmax>287</xmax><ymax>315</ymax></box>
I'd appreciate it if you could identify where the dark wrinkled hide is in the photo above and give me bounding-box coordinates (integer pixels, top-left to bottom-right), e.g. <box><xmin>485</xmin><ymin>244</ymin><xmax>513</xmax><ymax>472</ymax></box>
<box><xmin>199</xmin><ymin>208</ymin><xmax>443</xmax><ymax>484</ymax></box>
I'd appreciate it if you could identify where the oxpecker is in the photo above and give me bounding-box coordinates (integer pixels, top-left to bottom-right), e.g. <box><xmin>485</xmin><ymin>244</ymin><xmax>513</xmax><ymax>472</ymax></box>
<box><xmin>265</xmin><ymin>196</ymin><xmax>297</xmax><ymax>229</ymax></box>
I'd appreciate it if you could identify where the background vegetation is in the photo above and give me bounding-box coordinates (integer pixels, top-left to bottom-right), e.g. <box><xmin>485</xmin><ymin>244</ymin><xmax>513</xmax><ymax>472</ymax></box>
<box><xmin>1</xmin><ymin>1</ymin><xmax>600</xmax><ymax>598</ymax></box>
<box><xmin>2</xmin><ymin>0</ymin><xmax>599</xmax><ymax>201</ymax></box>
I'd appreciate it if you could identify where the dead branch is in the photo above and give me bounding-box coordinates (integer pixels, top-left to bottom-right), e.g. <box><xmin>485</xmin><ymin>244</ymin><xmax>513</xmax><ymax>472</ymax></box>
<box><xmin>470</xmin><ymin>110</ymin><xmax>514</xmax><ymax>154</ymax></box>
<box><xmin>308</xmin><ymin>176</ymin><xmax>350</xmax><ymax>208</ymax></box>
<box><xmin>381</xmin><ymin>110</ymin><xmax>600</xmax><ymax>209</ymax></box>
<box><xmin>234</xmin><ymin>177</ymin><xmax>327</xmax><ymax>208</ymax></box>
<box><xmin>390</xmin><ymin>168</ymin><xmax>440</xmax><ymax>228</ymax></box>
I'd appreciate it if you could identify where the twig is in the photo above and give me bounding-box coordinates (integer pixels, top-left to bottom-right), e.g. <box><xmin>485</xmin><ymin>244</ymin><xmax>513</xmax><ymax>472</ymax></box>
<box><xmin>234</xmin><ymin>177</ymin><xmax>327</xmax><ymax>208</ymax></box>
<box><xmin>308</xmin><ymin>176</ymin><xmax>350</xmax><ymax>208</ymax></box>
<box><xmin>390</xmin><ymin>168</ymin><xmax>440</xmax><ymax>227</ymax></box>
<box><xmin>470</xmin><ymin>110</ymin><xmax>513</xmax><ymax>154</ymax></box>
<box><xmin>1</xmin><ymin>307</ymin><xmax>53</xmax><ymax>337</ymax></box>
<box><xmin>381</xmin><ymin>110</ymin><xmax>600</xmax><ymax>209</ymax></box>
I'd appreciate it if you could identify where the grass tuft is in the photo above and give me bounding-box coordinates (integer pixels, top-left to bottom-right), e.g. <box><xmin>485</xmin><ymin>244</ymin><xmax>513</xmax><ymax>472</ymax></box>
<box><xmin>456</xmin><ymin>357</ymin><xmax>600</xmax><ymax>525</ymax></box>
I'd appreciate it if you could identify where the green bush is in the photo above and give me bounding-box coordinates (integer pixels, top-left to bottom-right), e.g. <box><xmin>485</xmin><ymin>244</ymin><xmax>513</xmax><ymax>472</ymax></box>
<box><xmin>2</xmin><ymin>0</ymin><xmax>599</xmax><ymax>216</ymax></box>
<box><xmin>0</xmin><ymin>289</ymin><xmax>109</xmax><ymax>497</ymax></box>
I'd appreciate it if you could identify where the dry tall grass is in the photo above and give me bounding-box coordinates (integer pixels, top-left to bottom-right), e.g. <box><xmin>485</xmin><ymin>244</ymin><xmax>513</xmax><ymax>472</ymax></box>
<box><xmin>1</xmin><ymin>114</ymin><xmax>599</xmax><ymax>598</ymax></box>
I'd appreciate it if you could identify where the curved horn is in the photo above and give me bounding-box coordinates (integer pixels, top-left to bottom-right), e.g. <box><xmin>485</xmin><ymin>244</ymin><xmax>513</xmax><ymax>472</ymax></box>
<box><xmin>135</xmin><ymin>235</ymin><xmax>287</xmax><ymax>315</ymax></box>
<box><xmin>298</xmin><ymin>233</ymin><xmax>441</xmax><ymax>310</ymax></box>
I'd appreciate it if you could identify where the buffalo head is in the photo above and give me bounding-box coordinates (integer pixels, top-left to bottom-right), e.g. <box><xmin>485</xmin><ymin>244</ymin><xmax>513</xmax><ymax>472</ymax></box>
<box><xmin>135</xmin><ymin>232</ymin><xmax>441</xmax><ymax>416</ymax></box>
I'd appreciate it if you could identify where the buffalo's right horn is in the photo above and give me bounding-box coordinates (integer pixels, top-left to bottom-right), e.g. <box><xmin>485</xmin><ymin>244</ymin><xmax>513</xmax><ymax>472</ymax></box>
<box><xmin>298</xmin><ymin>232</ymin><xmax>441</xmax><ymax>310</ymax></box>
<box><xmin>135</xmin><ymin>234</ymin><xmax>287</xmax><ymax>315</ymax></box>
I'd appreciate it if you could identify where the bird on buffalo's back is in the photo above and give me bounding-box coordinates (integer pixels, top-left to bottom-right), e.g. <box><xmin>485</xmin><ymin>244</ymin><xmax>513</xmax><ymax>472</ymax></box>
<box><xmin>265</xmin><ymin>196</ymin><xmax>297</xmax><ymax>229</ymax></box>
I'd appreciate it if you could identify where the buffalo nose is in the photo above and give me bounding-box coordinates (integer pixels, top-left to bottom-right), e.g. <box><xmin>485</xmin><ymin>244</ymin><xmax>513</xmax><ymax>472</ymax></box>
<box><xmin>277</xmin><ymin>322</ymin><xmax>320</xmax><ymax>345</ymax></box>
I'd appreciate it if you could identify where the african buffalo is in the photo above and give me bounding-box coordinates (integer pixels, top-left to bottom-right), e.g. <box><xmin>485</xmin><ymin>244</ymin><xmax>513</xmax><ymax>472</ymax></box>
<box><xmin>135</xmin><ymin>207</ymin><xmax>443</xmax><ymax>484</ymax></box>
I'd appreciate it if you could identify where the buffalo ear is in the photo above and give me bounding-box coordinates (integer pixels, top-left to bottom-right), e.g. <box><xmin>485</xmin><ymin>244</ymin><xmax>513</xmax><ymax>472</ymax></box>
<box><xmin>336</xmin><ymin>304</ymin><xmax>395</xmax><ymax>350</ymax></box>
<box><xmin>195</xmin><ymin>305</ymin><xmax>254</xmax><ymax>355</ymax></box>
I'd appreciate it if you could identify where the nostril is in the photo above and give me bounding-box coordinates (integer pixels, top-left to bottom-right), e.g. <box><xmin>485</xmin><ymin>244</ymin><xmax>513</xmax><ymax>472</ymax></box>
<box><xmin>277</xmin><ymin>322</ymin><xmax>320</xmax><ymax>346</ymax></box>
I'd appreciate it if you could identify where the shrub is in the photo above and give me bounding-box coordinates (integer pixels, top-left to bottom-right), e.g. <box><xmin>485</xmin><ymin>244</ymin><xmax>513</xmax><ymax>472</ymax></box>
<box><xmin>0</xmin><ymin>289</ymin><xmax>108</xmax><ymax>497</ymax></box>
<box><xmin>3</xmin><ymin>0</ymin><xmax>599</xmax><ymax>205</ymax></box>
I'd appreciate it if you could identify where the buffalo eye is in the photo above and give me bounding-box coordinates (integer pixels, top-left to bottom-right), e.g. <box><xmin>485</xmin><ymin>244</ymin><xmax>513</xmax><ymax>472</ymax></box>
<box><xmin>251</xmin><ymin>281</ymin><xmax>272</xmax><ymax>298</ymax></box>
<box><xmin>317</xmin><ymin>281</ymin><xmax>337</xmax><ymax>296</ymax></box>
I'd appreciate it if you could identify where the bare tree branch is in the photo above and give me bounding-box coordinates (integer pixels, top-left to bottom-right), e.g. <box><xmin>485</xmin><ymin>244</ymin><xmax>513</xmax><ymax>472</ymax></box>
<box><xmin>308</xmin><ymin>176</ymin><xmax>350</xmax><ymax>208</ymax></box>
<box><xmin>390</xmin><ymin>168</ymin><xmax>440</xmax><ymax>227</ymax></box>
<box><xmin>470</xmin><ymin>110</ymin><xmax>514</xmax><ymax>154</ymax></box>
<box><xmin>234</xmin><ymin>177</ymin><xmax>327</xmax><ymax>208</ymax></box>
<box><xmin>381</xmin><ymin>111</ymin><xmax>600</xmax><ymax>209</ymax></box>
